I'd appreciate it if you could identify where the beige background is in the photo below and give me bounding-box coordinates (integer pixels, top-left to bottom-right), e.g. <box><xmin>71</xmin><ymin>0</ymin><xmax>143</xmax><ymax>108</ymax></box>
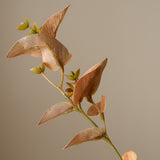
<box><xmin>1</xmin><ymin>0</ymin><xmax>160</xmax><ymax>159</ymax></box>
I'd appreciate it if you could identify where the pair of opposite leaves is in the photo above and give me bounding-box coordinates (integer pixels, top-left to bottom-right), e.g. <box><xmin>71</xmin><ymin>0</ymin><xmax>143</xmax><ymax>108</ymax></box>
<box><xmin>7</xmin><ymin>5</ymin><xmax>71</xmax><ymax>71</ymax></box>
<box><xmin>7</xmin><ymin>4</ymin><xmax>107</xmax><ymax>107</ymax></box>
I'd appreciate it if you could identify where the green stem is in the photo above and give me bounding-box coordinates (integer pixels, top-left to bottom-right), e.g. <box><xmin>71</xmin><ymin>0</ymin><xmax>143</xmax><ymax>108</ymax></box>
<box><xmin>103</xmin><ymin>135</ymin><xmax>123</xmax><ymax>160</ymax></box>
<box><xmin>41</xmin><ymin>72</ymin><xmax>64</xmax><ymax>95</ymax></box>
<box><xmin>41</xmin><ymin>72</ymin><xmax>74</xmax><ymax>106</ymax></box>
<box><xmin>78</xmin><ymin>103</ymin><xmax>98</xmax><ymax>128</ymax></box>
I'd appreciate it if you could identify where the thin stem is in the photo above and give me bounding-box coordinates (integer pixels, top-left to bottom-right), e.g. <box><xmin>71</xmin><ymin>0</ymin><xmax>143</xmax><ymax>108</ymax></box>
<box><xmin>41</xmin><ymin>72</ymin><xmax>74</xmax><ymax>106</ymax></box>
<box><xmin>41</xmin><ymin>72</ymin><xmax>64</xmax><ymax>96</ymax></box>
<box><xmin>60</xmin><ymin>68</ymin><xmax>64</xmax><ymax>88</ymax></box>
<box><xmin>101</xmin><ymin>112</ymin><xmax>107</xmax><ymax>133</ymax></box>
<box><xmin>103</xmin><ymin>135</ymin><xmax>123</xmax><ymax>160</ymax></box>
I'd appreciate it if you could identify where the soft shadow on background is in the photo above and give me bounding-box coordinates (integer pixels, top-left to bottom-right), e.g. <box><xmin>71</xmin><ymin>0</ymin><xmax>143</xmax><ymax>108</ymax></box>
<box><xmin>1</xmin><ymin>0</ymin><xmax>160</xmax><ymax>159</ymax></box>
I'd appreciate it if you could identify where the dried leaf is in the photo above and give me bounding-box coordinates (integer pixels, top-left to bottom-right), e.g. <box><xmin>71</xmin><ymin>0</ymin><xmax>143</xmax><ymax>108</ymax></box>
<box><xmin>87</xmin><ymin>96</ymin><xmax>106</xmax><ymax>116</ymax></box>
<box><xmin>73</xmin><ymin>58</ymin><xmax>108</xmax><ymax>104</ymax></box>
<box><xmin>42</xmin><ymin>5</ymin><xmax>70</xmax><ymax>37</ymax></box>
<box><xmin>7</xmin><ymin>33</ymin><xmax>71</xmax><ymax>71</ymax></box>
<box><xmin>38</xmin><ymin>102</ymin><xmax>73</xmax><ymax>125</ymax></box>
<box><xmin>64</xmin><ymin>128</ymin><xmax>104</xmax><ymax>149</ymax></box>
<box><xmin>7</xmin><ymin>34</ymin><xmax>42</xmax><ymax>58</ymax></box>
<box><xmin>65</xmin><ymin>88</ymin><xmax>73</xmax><ymax>93</ymax></box>
<box><xmin>122</xmin><ymin>151</ymin><xmax>137</xmax><ymax>160</ymax></box>
<box><xmin>38</xmin><ymin>33</ymin><xmax>72</xmax><ymax>71</ymax></box>
<box><xmin>66</xmin><ymin>82</ymin><xmax>74</xmax><ymax>90</ymax></box>
<box><xmin>7</xmin><ymin>6</ymin><xmax>72</xmax><ymax>71</ymax></box>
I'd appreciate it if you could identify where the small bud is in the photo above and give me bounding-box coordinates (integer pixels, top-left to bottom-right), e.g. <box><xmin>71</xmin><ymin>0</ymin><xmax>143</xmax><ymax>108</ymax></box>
<box><xmin>33</xmin><ymin>23</ymin><xmax>40</xmax><ymax>33</ymax></box>
<box><xmin>28</xmin><ymin>23</ymin><xmax>41</xmax><ymax>35</ymax></box>
<box><xmin>16</xmin><ymin>23</ymin><xmax>28</xmax><ymax>30</ymax></box>
<box><xmin>28</xmin><ymin>29</ymin><xmax>36</xmax><ymax>35</ymax></box>
<box><xmin>70</xmin><ymin>71</ymin><xmax>75</xmax><ymax>77</ymax></box>
<box><xmin>25</xmin><ymin>17</ymin><xmax>30</xmax><ymax>27</ymax></box>
<box><xmin>65</xmin><ymin>88</ymin><xmax>73</xmax><ymax>93</ymax></box>
<box><xmin>65</xmin><ymin>75</ymin><xmax>75</xmax><ymax>80</ymax></box>
<box><xmin>74</xmin><ymin>68</ymin><xmax>80</xmax><ymax>80</ymax></box>
<box><xmin>16</xmin><ymin>17</ymin><xmax>30</xmax><ymax>30</ymax></box>
<box><xmin>30</xmin><ymin>67</ymin><xmax>42</xmax><ymax>74</ymax></box>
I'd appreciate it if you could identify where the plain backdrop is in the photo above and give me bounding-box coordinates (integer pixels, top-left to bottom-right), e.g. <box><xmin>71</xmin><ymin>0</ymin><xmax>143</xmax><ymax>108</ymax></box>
<box><xmin>1</xmin><ymin>0</ymin><xmax>160</xmax><ymax>159</ymax></box>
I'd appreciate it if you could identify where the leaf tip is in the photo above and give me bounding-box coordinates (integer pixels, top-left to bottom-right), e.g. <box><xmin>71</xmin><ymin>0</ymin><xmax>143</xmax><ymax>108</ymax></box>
<box><xmin>37</xmin><ymin>121</ymin><xmax>42</xmax><ymax>126</ymax></box>
<box><xmin>63</xmin><ymin>145</ymin><xmax>68</xmax><ymax>150</ymax></box>
<box><xmin>64</xmin><ymin>4</ymin><xmax>71</xmax><ymax>12</ymax></box>
<box><xmin>67</xmin><ymin>4</ymin><xmax>71</xmax><ymax>8</ymax></box>
<box><xmin>6</xmin><ymin>52</ymin><xmax>17</xmax><ymax>58</ymax></box>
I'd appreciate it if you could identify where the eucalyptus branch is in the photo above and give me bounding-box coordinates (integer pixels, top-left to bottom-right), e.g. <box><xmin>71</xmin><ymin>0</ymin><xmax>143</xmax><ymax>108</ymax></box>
<box><xmin>7</xmin><ymin>5</ymin><xmax>137</xmax><ymax>160</ymax></box>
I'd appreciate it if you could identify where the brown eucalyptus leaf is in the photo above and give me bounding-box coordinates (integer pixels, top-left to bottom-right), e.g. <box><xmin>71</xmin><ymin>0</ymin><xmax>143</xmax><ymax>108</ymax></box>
<box><xmin>87</xmin><ymin>96</ymin><xmax>106</xmax><ymax>116</ymax></box>
<box><xmin>38</xmin><ymin>102</ymin><xmax>73</xmax><ymax>125</ymax></box>
<box><xmin>64</xmin><ymin>128</ymin><xmax>104</xmax><ymax>149</ymax></box>
<box><xmin>65</xmin><ymin>88</ymin><xmax>73</xmax><ymax>93</ymax></box>
<box><xmin>122</xmin><ymin>151</ymin><xmax>137</xmax><ymax>160</ymax></box>
<box><xmin>38</xmin><ymin>33</ymin><xmax>72</xmax><ymax>71</ymax></box>
<box><xmin>7</xmin><ymin>34</ymin><xmax>42</xmax><ymax>58</ymax></box>
<box><xmin>42</xmin><ymin>5</ymin><xmax>70</xmax><ymax>37</ymax></box>
<box><xmin>73</xmin><ymin>58</ymin><xmax>107</xmax><ymax>104</ymax></box>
